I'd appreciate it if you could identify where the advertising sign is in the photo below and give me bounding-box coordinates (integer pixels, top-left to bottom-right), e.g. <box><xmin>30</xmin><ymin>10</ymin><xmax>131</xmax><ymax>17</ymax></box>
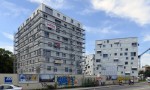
<box><xmin>19</xmin><ymin>74</ymin><xmax>38</xmax><ymax>83</ymax></box>
<box><xmin>45</xmin><ymin>22</ymin><xmax>56</xmax><ymax>30</ymax></box>
<box><xmin>39</xmin><ymin>74</ymin><xmax>55</xmax><ymax>82</ymax></box>
<box><xmin>55</xmin><ymin>60</ymin><xmax>63</xmax><ymax>64</ymax></box>
<box><xmin>4</xmin><ymin>77</ymin><xmax>12</xmax><ymax>84</ymax></box>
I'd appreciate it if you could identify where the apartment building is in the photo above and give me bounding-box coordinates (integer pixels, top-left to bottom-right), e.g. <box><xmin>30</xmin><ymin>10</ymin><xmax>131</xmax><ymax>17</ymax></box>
<box><xmin>84</xmin><ymin>54</ymin><xmax>95</xmax><ymax>75</ymax></box>
<box><xmin>14</xmin><ymin>4</ymin><xmax>85</xmax><ymax>74</ymax></box>
<box><xmin>95</xmin><ymin>37</ymin><xmax>138</xmax><ymax>77</ymax></box>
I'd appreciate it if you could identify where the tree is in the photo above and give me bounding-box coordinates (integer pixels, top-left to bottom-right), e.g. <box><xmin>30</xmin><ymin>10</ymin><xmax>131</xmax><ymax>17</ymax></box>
<box><xmin>0</xmin><ymin>48</ymin><xmax>14</xmax><ymax>73</ymax></box>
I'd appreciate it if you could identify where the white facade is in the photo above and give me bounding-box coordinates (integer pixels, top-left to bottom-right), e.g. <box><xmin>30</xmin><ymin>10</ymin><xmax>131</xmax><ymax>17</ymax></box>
<box><xmin>84</xmin><ymin>54</ymin><xmax>95</xmax><ymax>75</ymax></box>
<box><xmin>94</xmin><ymin>37</ymin><xmax>138</xmax><ymax>77</ymax></box>
<box><xmin>14</xmin><ymin>4</ymin><xmax>85</xmax><ymax>74</ymax></box>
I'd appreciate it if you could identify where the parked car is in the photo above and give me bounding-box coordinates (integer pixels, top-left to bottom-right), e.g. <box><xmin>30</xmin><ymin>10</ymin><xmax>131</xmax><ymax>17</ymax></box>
<box><xmin>147</xmin><ymin>78</ymin><xmax>150</xmax><ymax>83</ymax></box>
<box><xmin>0</xmin><ymin>84</ymin><xmax>22</xmax><ymax>90</ymax></box>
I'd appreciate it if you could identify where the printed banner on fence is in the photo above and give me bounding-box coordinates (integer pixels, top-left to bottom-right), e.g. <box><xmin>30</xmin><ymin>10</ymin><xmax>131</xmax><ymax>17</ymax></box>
<box><xmin>19</xmin><ymin>74</ymin><xmax>38</xmax><ymax>83</ymax></box>
<box><xmin>39</xmin><ymin>74</ymin><xmax>55</xmax><ymax>82</ymax></box>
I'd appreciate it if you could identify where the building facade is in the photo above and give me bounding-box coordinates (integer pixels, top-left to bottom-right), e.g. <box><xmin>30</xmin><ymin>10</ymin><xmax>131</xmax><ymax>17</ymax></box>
<box><xmin>84</xmin><ymin>54</ymin><xmax>95</xmax><ymax>75</ymax></box>
<box><xmin>94</xmin><ymin>37</ymin><xmax>138</xmax><ymax>77</ymax></box>
<box><xmin>14</xmin><ymin>4</ymin><xmax>85</xmax><ymax>74</ymax></box>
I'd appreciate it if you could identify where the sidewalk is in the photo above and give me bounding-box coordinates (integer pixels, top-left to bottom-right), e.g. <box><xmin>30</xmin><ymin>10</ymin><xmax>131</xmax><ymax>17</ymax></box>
<box><xmin>57</xmin><ymin>82</ymin><xmax>146</xmax><ymax>90</ymax></box>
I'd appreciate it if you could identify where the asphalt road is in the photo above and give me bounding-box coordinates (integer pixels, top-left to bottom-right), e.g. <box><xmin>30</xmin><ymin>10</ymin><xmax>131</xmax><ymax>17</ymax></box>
<box><xmin>60</xmin><ymin>82</ymin><xmax>150</xmax><ymax>90</ymax></box>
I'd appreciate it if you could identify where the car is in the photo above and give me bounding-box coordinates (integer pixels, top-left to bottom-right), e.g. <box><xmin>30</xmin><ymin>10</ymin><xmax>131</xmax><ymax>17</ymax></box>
<box><xmin>0</xmin><ymin>84</ymin><xmax>23</xmax><ymax>90</ymax></box>
<box><xmin>147</xmin><ymin>79</ymin><xmax>150</xmax><ymax>83</ymax></box>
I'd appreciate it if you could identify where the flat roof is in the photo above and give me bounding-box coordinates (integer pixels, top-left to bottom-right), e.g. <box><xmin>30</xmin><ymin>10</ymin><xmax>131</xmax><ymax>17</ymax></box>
<box><xmin>96</xmin><ymin>37</ymin><xmax>138</xmax><ymax>41</ymax></box>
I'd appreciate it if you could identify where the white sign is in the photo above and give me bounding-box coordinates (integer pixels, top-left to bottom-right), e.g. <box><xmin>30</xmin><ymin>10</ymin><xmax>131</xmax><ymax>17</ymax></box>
<box><xmin>55</xmin><ymin>60</ymin><xmax>63</xmax><ymax>64</ymax></box>
<box><xmin>46</xmin><ymin>22</ymin><xmax>56</xmax><ymax>30</ymax></box>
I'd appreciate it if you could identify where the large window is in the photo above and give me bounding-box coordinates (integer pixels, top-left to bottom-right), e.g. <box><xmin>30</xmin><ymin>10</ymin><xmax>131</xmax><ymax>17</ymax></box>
<box><xmin>96</xmin><ymin>59</ymin><xmax>101</xmax><ymax>62</ymax></box>
<box><xmin>65</xmin><ymin>67</ymin><xmax>69</xmax><ymax>72</ymax></box>
<box><xmin>131</xmin><ymin>52</ymin><xmax>136</xmax><ymax>56</ymax></box>
<box><xmin>47</xmin><ymin>66</ymin><xmax>51</xmax><ymax>71</ymax></box>
<box><xmin>103</xmin><ymin>54</ymin><xmax>108</xmax><ymax>58</ymax></box>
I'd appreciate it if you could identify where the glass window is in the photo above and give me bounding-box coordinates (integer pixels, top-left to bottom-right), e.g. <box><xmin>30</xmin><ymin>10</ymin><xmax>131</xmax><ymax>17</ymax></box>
<box><xmin>54</xmin><ymin>67</ymin><xmax>57</xmax><ymax>72</ymax></box>
<box><xmin>103</xmin><ymin>54</ymin><xmax>108</xmax><ymax>58</ymax></box>
<box><xmin>114</xmin><ymin>53</ymin><xmax>117</xmax><ymax>56</ymax></box>
<box><xmin>131</xmin><ymin>52</ymin><xmax>136</xmax><ymax>56</ymax></box>
<box><xmin>65</xmin><ymin>67</ymin><xmax>69</xmax><ymax>72</ymax></box>
<box><xmin>125</xmin><ymin>48</ymin><xmax>128</xmax><ymax>51</ymax></box>
<box><xmin>124</xmin><ymin>52</ymin><xmax>128</xmax><ymax>56</ymax></box>
<box><xmin>96</xmin><ymin>59</ymin><xmax>101</xmax><ymax>62</ymax></box>
<box><xmin>47</xmin><ymin>66</ymin><xmax>51</xmax><ymax>70</ymax></box>
<box><xmin>125</xmin><ymin>62</ymin><xmax>128</xmax><ymax>65</ymax></box>
<box><xmin>63</xmin><ymin>16</ymin><xmax>66</xmax><ymax>21</ymax></box>
<box><xmin>71</xmin><ymin>19</ymin><xmax>74</xmax><ymax>23</ymax></box>
<box><xmin>57</xmin><ymin>13</ymin><xmax>60</xmax><ymax>17</ymax></box>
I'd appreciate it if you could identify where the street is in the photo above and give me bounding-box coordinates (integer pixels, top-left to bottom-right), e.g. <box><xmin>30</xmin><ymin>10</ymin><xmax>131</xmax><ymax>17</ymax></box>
<box><xmin>60</xmin><ymin>82</ymin><xmax>150</xmax><ymax>90</ymax></box>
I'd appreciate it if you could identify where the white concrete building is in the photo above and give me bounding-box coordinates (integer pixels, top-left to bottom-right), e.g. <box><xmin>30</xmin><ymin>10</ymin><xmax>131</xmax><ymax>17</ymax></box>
<box><xmin>14</xmin><ymin>4</ymin><xmax>85</xmax><ymax>74</ymax></box>
<box><xmin>84</xmin><ymin>54</ymin><xmax>95</xmax><ymax>75</ymax></box>
<box><xmin>94</xmin><ymin>37</ymin><xmax>138</xmax><ymax>77</ymax></box>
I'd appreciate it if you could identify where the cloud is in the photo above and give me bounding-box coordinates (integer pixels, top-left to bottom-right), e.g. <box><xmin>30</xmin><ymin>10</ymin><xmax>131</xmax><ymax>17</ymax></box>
<box><xmin>0</xmin><ymin>45</ymin><xmax>13</xmax><ymax>52</ymax></box>
<box><xmin>84</xmin><ymin>26</ymin><xmax>120</xmax><ymax>34</ymax></box>
<box><xmin>0</xmin><ymin>0</ymin><xmax>30</xmax><ymax>17</ymax></box>
<box><xmin>28</xmin><ymin>0</ymin><xmax>72</xmax><ymax>9</ymax></box>
<box><xmin>2</xmin><ymin>32</ymin><xmax>14</xmax><ymax>41</ymax></box>
<box><xmin>141</xmin><ymin>53</ymin><xmax>150</xmax><ymax>66</ymax></box>
<box><xmin>143</xmin><ymin>34</ymin><xmax>150</xmax><ymax>42</ymax></box>
<box><xmin>90</xmin><ymin>0</ymin><xmax>150</xmax><ymax>26</ymax></box>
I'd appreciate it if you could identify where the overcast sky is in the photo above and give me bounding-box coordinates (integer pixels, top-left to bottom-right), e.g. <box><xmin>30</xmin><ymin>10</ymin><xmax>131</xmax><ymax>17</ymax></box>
<box><xmin>0</xmin><ymin>0</ymin><xmax>150</xmax><ymax>66</ymax></box>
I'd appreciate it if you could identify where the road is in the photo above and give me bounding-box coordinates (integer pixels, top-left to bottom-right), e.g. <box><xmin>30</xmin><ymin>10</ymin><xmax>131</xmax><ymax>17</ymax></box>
<box><xmin>60</xmin><ymin>82</ymin><xmax>150</xmax><ymax>90</ymax></box>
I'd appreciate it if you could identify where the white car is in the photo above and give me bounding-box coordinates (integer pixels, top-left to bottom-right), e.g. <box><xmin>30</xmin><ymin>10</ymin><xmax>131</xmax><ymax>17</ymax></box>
<box><xmin>0</xmin><ymin>84</ymin><xmax>22</xmax><ymax>90</ymax></box>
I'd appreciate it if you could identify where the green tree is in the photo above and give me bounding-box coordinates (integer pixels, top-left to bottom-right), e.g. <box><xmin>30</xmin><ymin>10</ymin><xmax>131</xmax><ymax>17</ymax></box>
<box><xmin>144</xmin><ymin>70</ymin><xmax>150</xmax><ymax>77</ymax></box>
<box><xmin>0</xmin><ymin>48</ymin><xmax>14</xmax><ymax>73</ymax></box>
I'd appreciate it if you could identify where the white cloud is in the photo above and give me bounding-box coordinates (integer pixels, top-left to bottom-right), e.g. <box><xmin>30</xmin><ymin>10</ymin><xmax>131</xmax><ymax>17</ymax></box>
<box><xmin>141</xmin><ymin>53</ymin><xmax>150</xmax><ymax>66</ymax></box>
<box><xmin>0</xmin><ymin>45</ymin><xmax>13</xmax><ymax>52</ymax></box>
<box><xmin>28</xmin><ymin>0</ymin><xmax>72</xmax><ymax>9</ymax></box>
<box><xmin>0</xmin><ymin>0</ymin><xmax>30</xmax><ymax>17</ymax></box>
<box><xmin>84</xmin><ymin>26</ymin><xmax>120</xmax><ymax>34</ymax></box>
<box><xmin>2</xmin><ymin>32</ymin><xmax>14</xmax><ymax>41</ymax></box>
<box><xmin>143</xmin><ymin>34</ymin><xmax>150</xmax><ymax>42</ymax></box>
<box><xmin>90</xmin><ymin>0</ymin><xmax>150</xmax><ymax>26</ymax></box>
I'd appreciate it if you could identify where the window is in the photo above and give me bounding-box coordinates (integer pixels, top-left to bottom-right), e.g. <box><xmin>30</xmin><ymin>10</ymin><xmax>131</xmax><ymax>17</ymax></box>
<box><xmin>120</xmin><ymin>48</ymin><xmax>122</xmax><ymax>51</ymax></box>
<box><xmin>97</xmin><ymin>51</ymin><xmax>101</xmax><ymax>54</ymax></box>
<box><xmin>124</xmin><ymin>52</ymin><xmax>128</xmax><ymax>56</ymax></box>
<box><xmin>132</xmin><ymin>71</ymin><xmax>134</xmax><ymax>73</ymax></box>
<box><xmin>131</xmin><ymin>52</ymin><xmax>136</xmax><ymax>56</ymax></box>
<box><xmin>126</xmin><ymin>57</ymin><xmax>128</xmax><ymax>60</ymax></box>
<box><xmin>54</xmin><ymin>67</ymin><xmax>57</xmax><ymax>72</ymax></box>
<box><xmin>57</xmin><ymin>13</ymin><xmax>60</xmax><ymax>17</ymax></box>
<box><xmin>111</xmin><ymin>44</ymin><xmax>112</xmax><ymax>47</ymax></box>
<box><xmin>65</xmin><ymin>46</ymin><xmax>68</xmax><ymax>50</ymax></box>
<box><xmin>125</xmin><ymin>62</ymin><xmax>128</xmax><ymax>65</ymax></box>
<box><xmin>88</xmin><ymin>66</ymin><xmax>90</xmax><ymax>68</ymax></box>
<box><xmin>103</xmin><ymin>54</ymin><xmax>108</xmax><ymax>58</ymax></box>
<box><xmin>69</xmin><ymin>69</ymin><xmax>72</xmax><ymax>72</ymax></box>
<box><xmin>44</xmin><ymin>31</ymin><xmax>49</xmax><ymax>38</ymax></box>
<box><xmin>64</xmin><ymin>24</ymin><xmax>67</xmax><ymax>28</ymax></box>
<box><xmin>132</xmin><ymin>43</ymin><xmax>137</xmax><ymax>47</ymax></box>
<box><xmin>62</xmin><ymin>53</ymin><xmax>66</xmax><ymax>57</ymax></box>
<box><xmin>57</xmin><ymin>36</ymin><xmax>60</xmax><ymax>40</ymax></box>
<box><xmin>63</xmin><ymin>16</ymin><xmax>66</xmax><ymax>21</ymax></box>
<box><xmin>120</xmin><ymin>53</ymin><xmax>123</xmax><ymax>56</ymax></box>
<box><xmin>131</xmin><ymin>62</ymin><xmax>133</xmax><ymax>64</ymax></box>
<box><xmin>96</xmin><ymin>59</ymin><xmax>101</xmax><ymax>62</ymax></box>
<box><xmin>78</xmin><ymin>23</ymin><xmax>80</xmax><ymax>27</ymax></box>
<box><xmin>114</xmin><ymin>53</ymin><xmax>117</xmax><ymax>56</ymax></box>
<box><xmin>64</xmin><ymin>60</ymin><xmax>66</xmax><ymax>64</ymax></box>
<box><xmin>71</xmin><ymin>19</ymin><xmax>74</xmax><ymax>23</ymax></box>
<box><xmin>107</xmin><ymin>40</ymin><xmax>109</xmax><ymax>43</ymax></box>
<box><xmin>131</xmin><ymin>57</ymin><xmax>134</xmax><ymax>60</ymax></box>
<box><xmin>43</xmin><ymin>14</ymin><xmax>47</xmax><ymax>18</ymax></box>
<box><xmin>56</xmin><ymin>52</ymin><xmax>60</xmax><ymax>56</ymax></box>
<box><xmin>47</xmin><ymin>66</ymin><xmax>51</xmax><ymax>71</ymax></box>
<box><xmin>103</xmin><ymin>45</ymin><xmax>106</xmax><ymax>47</ymax></box>
<box><xmin>65</xmin><ymin>67</ymin><xmax>69</xmax><ymax>72</ymax></box>
<box><xmin>125</xmin><ymin>48</ymin><xmax>128</xmax><ymax>51</ymax></box>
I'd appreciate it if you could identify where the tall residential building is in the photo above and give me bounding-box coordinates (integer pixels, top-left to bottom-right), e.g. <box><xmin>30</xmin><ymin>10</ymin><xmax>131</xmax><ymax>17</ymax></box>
<box><xmin>94</xmin><ymin>37</ymin><xmax>138</xmax><ymax>77</ymax></box>
<box><xmin>84</xmin><ymin>54</ymin><xmax>95</xmax><ymax>75</ymax></box>
<box><xmin>14</xmin><ymin>4</ymin><xmax>85</xmax><ymax>74</ymax></box>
